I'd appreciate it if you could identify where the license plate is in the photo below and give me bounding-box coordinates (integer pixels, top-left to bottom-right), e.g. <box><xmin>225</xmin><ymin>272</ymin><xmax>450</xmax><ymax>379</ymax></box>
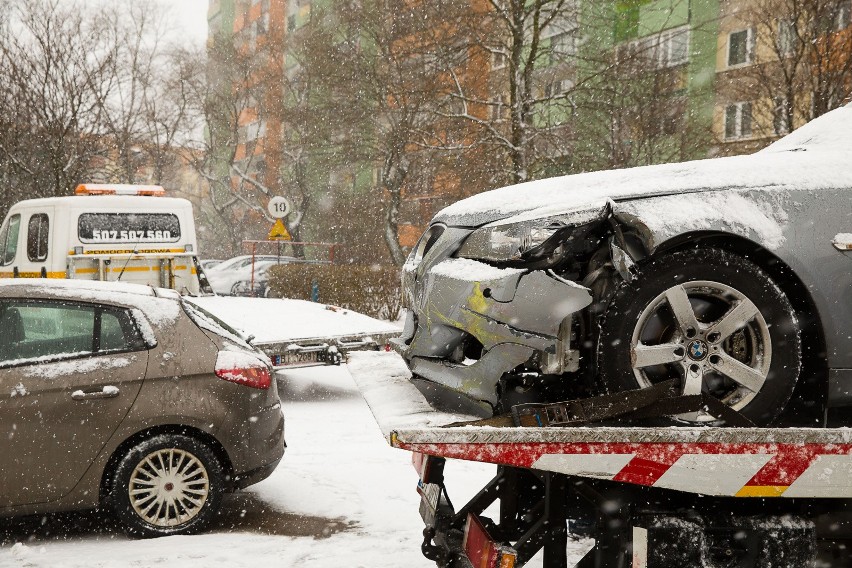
<box><xmin>418</xmin><ymin>479</ymin><xmax>441</xmax><ymax>527</ymax></box>
<box><xmin>273</xmin><ymin>350</ymin><xmax>323</xmax><ymax>367</ymax></box>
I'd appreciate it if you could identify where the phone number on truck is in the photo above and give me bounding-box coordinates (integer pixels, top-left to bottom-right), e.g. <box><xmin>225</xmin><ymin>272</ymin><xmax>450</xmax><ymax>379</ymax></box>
<box><xmin>90</xmin><ymin>230</ymin><xmax>173</xmax><ymax>241</ymax></box>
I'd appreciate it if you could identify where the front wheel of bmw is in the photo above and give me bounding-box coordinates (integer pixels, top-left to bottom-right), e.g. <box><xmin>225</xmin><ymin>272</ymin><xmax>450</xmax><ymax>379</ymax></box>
<box><xmin>597</xmin><ymin>248</ymin><xmax>801</xmax><ymax>426</ymax></box>
<box><xmin>109</xmin><ymin>434</ymin><xmax>225</xmax><ymax>538</ymax></box>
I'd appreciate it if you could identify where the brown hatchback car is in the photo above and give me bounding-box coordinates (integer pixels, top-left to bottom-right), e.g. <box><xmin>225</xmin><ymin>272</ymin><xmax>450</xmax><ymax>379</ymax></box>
<box><xmin>0</xmin><ymin>280</ymin><xmax>285</xmax><ymax>538</ymax></box>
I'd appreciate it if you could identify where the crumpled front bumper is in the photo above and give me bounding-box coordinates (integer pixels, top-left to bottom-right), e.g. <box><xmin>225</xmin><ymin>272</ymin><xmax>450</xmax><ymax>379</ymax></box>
<box><xmin>393</xmin><ymin>236</ymin><xmax>592</xmax><ymax>412</ymax></box>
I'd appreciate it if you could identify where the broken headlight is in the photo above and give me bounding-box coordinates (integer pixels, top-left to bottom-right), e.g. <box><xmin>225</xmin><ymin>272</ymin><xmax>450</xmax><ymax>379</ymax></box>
<box><xmin>456</xmin><ymin>218</ymin><xmax>564</xmax><ymax>262</ymax></box>
<box><xmin>456</xmin><ymin>206</ymin><xmax>609</xmax><ymax>263</ymax></box>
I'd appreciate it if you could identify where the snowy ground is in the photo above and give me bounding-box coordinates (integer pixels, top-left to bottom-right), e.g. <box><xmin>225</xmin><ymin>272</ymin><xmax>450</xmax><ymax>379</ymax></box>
<box><xmin>0</xmin><ymin>366</ymin><xmax>591</xmax><ymax>568</ymax></box>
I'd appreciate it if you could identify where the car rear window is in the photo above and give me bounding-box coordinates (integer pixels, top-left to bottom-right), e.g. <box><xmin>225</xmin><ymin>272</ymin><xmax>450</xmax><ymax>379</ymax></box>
<box><xmin>78</xmin><ymin>213</ymin><xmax>181</xmax><ymax>243</ymax></box>
<box><xmin>181</xmin><ymin>299</ymin><xmax>254</xmax><ymax>349</ymax></box>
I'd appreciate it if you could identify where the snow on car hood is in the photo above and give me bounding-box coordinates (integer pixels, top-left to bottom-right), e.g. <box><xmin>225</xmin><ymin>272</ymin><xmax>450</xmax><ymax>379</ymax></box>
<box><xmin>434</xmin><ymin>106</ymin><xmax>852</xmax><ymax>228</ymax></box>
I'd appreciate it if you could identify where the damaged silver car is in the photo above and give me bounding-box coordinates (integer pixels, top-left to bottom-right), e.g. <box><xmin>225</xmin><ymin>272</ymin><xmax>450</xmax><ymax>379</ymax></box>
<box><xmin>394</xmin><ymin>102</ymin><xmax>852</xmax><ymax>426</ymax></box>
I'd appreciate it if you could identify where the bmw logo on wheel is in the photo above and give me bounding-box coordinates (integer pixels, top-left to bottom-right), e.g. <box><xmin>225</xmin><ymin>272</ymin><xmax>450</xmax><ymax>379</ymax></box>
<box><xmin>688</xmin><ymin>339</ymin><xmax>708</xmax><ymax>361</ymax></box>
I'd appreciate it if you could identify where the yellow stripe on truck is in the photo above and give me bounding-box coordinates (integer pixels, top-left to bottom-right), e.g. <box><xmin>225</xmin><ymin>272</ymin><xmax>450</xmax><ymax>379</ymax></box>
<box><xmin>735</xmin><ymin>485</ymin><xmax>789</xmax><ymax>497</ymax></box>
<box><xmin>110</xmin><ymin>266</ymin><xmax>150</xmax><ymax>273</ymax></box>
<box><xmin>69</xmin><ymin>248</ymin><xmax>187</xmax><ymax>255</ymax></box>
<box><xmin>74</xmin><ymin>265</ymin><xmax>191</xmax><ymax>275</ymax></box>
<box><xmin>0</xmin><ymin>271</ymin><xmax>66</xmax><ymax>278</ymax></box>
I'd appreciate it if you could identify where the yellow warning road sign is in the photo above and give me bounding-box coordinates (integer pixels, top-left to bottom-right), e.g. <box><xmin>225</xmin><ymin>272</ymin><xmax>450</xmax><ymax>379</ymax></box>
<box><xmin>268</xmin><ymin>219</ymin><xmax>291</xmax><ymax>241</ymax></box>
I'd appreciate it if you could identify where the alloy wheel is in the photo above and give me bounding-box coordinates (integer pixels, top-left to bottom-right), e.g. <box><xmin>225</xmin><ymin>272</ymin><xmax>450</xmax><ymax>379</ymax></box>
<box><xmin>629</xmin><ymin>280</ymin><xmax>772</xmax><ymax>422</ymax></box>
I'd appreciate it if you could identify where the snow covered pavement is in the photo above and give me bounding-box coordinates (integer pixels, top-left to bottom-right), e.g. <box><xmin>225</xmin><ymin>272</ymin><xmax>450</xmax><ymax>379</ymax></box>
<box><xmin>0</xmin><ymin>365</ymin><xmax>589</xmax><ymax>568</ymax></box>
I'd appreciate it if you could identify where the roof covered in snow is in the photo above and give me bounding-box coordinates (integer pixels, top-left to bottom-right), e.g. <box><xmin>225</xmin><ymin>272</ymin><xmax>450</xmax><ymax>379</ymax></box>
<box><xmin>0</xmin><ymin>279</ymin><xmax>181</xmax><ymax>325</ymax></box>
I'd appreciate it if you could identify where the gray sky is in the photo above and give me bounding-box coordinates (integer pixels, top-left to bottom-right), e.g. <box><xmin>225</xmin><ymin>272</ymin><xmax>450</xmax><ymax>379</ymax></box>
<box><xmin>161</xmin><ymin>0</ymin><xmax>208</xmax><ymax>47</ymax></box>
<box><xmin>78</xmin><ymin>0</ymin><xmax>209</xmax><ymax>48</ymax></box>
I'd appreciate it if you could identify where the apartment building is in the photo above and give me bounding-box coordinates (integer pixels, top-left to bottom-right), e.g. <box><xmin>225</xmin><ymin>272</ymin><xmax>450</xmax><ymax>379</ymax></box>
<box><xmin>207</xmin><ymin>0</ymin><xmax>852</xmax><ymax>256</ymax></box>
<box><xmin>714</xmin><ymin>0</ymin><xmax>852</xmax><ymax>155</ymax></box>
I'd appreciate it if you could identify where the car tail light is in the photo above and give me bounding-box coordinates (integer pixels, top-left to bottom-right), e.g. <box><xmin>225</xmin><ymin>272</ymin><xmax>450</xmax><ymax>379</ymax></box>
<box><xmin>215</xmin><ymin>351</ymin><xmax>272</xmax><ymax>390</ymax></box>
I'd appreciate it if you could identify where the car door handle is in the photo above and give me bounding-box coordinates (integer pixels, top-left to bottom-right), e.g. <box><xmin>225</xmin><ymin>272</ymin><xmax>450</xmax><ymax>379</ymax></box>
<box><xmin>71</xmin><ymin>386</ymin><xmax>120</xmax><ymax>401</ymax></box>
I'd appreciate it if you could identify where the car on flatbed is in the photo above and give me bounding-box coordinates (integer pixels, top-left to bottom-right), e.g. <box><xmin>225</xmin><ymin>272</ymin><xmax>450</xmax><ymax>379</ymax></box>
<box><xmin>396</xmin><ymin>101</ymin><xmax>852</xmax><ymax>426</ymax></box>
<box><xmin>0</xmin><ymin>279</ymin><xmax>285</xmax><ymax>538</ymax></box>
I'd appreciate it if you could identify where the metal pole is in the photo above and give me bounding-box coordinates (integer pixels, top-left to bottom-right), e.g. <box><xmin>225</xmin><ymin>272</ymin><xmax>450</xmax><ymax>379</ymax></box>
<box><xmin>250</xmin><ymin>243</ymin><xmax>257</xmax><ymax>296</ymax></box>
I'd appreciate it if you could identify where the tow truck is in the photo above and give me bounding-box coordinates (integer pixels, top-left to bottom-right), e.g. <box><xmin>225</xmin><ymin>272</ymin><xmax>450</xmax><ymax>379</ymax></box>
<box><xmin>349</xmin><ymin>350</ymin><xmax>852</xmax><ymax>568</ymax></box>
<box><xmin>0</xmin><ymin>184</ymin><xmax>398</xmax><ymax>368</ymax></box>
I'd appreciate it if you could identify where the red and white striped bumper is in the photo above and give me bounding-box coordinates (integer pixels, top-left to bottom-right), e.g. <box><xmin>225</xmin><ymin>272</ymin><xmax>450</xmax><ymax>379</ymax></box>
<box><xmin>394</xmin><ymin>428</ymin><xmax>852</xmax><ymax>498</ymax></box>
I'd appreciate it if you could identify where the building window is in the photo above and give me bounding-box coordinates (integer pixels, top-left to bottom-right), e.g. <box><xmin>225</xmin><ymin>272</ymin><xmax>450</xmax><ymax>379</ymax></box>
<box><xmin>544</xmin><ymin>79</ymin><xmax>574</xmax><ymax>97</ymax></box>
<box><xmin>778</xmin><ymin>20</ymin><xmax>796</xmax><ymax>55</ymax></box>
<box><xmin>245</xmin><ymin>120</ymin><xmax>267</xmax><ymax>142</ymax></box>
<box><xmin>728</xmin><ymin>28</ymin><xmax>754</xmax><ymax>67</ymax></box>
<box><xmin>838</xmin><ymin>2</ymin><xmax>851</xmax><ymax>30</ymax></box>
<box><xmin>626</xmin><ymin>26</ymin><xmax>690</xmax><ymax>69</ymax></box>
<box><xmin>491</xmin><ymin>96</ymin><xmax>504</xmax><ymax>121</ymax></box>
<box><xmin>725</xmin><ymin>102</ymin><xmax>753</xmax><ymax>139</ymax></box>
<box><xmin>550</xmin><ymin>32</ymin><xmax>576</xmax><ymax>58</ymax></box>
<box><xmin>773</xmin><ymin>97</ymin><xmax>791</xmax><ymax>135</ymax></box>
<box><xmin>542</xmin><ymin>10</ymin><xmax>578</xmax><ymax>39</ymax></box>
<box><xmin>659</xmin><ymin>27</ymin><xmax>690</xmax><ymax>67</ymax></box>
<box><xmin>492</xmin><ymin>51</ymin><xmax>507</xmax><ymax>70</ymax></box>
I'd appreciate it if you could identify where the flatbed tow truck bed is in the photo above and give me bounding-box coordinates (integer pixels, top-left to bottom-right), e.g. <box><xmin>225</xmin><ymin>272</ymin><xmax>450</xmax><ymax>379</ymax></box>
<box><xmin>349</xmin><ymin>351</ymin><xmax>852</xmax><ymax>568</ymax></box>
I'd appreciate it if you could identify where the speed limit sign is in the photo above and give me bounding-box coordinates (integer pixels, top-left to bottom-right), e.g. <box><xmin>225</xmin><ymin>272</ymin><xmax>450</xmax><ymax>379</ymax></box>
<box><xmin>267</xmin><ymin>196</ymin><xmax>291</xmax><ymax>219</ymax></box>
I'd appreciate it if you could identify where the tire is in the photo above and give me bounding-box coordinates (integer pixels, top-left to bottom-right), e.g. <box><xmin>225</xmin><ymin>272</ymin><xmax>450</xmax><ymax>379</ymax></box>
<box><xmin>108</xmin><ymin>434</ymin><xmax>225</xmax><ymax>538</ymax></box>
<box><xmin>230</xmin><ymin>282</ymin><xmax>244</xmax><ymax>296</ymax></box>
<box><xmin>597</xmin><ymin>248</ymin><xmax>801</xmax><ymax>426</ymax></box>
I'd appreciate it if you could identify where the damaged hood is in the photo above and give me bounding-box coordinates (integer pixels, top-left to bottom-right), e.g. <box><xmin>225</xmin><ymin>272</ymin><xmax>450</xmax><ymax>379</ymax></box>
<box><xmin>434</xmin><ymin>105</ymin><xmax>852</xmax><ymax>228</ymax></box>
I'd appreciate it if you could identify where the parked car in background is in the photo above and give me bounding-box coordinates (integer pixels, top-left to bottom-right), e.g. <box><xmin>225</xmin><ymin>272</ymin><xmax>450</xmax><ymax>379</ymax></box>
<box><xmin>230</xmin><ymin>262</ymin><xmax>276</xmax><ymax>297</ymax></box>
<box><xmin>199</xmin><ymin>259</ymin><xmax>223</xmax><ymax>271</ymax></box>
<box><xmin>0</xmin><ymin>279</ymin><xmax>285</xmax><ymax>538</ymax></box>
<box><xmin>207</xmin><ymin>257</ymin><xmax>293</xmax><ymax>296</ymax></box>
<box><xmin>205</xmin><ymin>254</ymin><xmax>286</xmax><ymax>275</ymax></box>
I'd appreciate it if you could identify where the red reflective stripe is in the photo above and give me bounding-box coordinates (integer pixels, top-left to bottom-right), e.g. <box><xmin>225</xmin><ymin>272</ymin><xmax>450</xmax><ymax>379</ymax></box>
<box><xmin>742</xmin><ymin>445</ymin><xmax>824</xmax><ymax>488</ymax></box>
<box><xmin>613</xmin><ymin>456</ymin><xmax>680</xmax><ymax>486</ymax></box>
<box><xmin>398</xmin><ymin>442</ymin><xmax>852</xmax><ymax>491</ymax></box>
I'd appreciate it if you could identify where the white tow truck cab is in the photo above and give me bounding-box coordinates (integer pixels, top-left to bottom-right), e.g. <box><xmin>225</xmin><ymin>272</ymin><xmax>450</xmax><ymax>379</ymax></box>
<box><xmin>0</xmin><ymin>184</ymin><xmax>201</xmax><ymax>294</ymax></box>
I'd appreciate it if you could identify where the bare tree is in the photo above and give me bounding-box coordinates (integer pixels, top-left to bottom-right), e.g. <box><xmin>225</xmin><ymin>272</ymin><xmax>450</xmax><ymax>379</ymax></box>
<box><xmin>571</xmin><ymin>32</ymin><xmax>715</xmax><ymax>171</ymax></box>
<box><xmin>179</xmin><ymin>30</ymin><xmax>290</xmax><ymax>258</ymax></box>
<box><xmin>292</xmin><ymin>0</ymin><xmax>466</xmax><ymax>265</ymax></box>
<box><xmin>0</xmin><ymin>0</ymin><xmax>203</xmax><ymax>224</ymax></box>
<box><xmin>424</xmin><ymin>0</ymin><xmax>581</xmax><ymax>185</ymax></box>
<box><xmin>0</xmin><ymin>0</ymin><xmax>116</xmax><ymax>207</ymax></box>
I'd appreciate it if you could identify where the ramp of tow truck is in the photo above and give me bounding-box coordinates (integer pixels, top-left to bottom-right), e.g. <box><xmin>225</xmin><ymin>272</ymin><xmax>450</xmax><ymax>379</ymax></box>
<box><xmin>348</xmin><ymin>351</ymin><xmax>852</xmax><ymax>499</ymax></box>
<box><xmin>187</xmin><ymin>296</ymin><xmax>400</xmax><ymax>369</ymax></box>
